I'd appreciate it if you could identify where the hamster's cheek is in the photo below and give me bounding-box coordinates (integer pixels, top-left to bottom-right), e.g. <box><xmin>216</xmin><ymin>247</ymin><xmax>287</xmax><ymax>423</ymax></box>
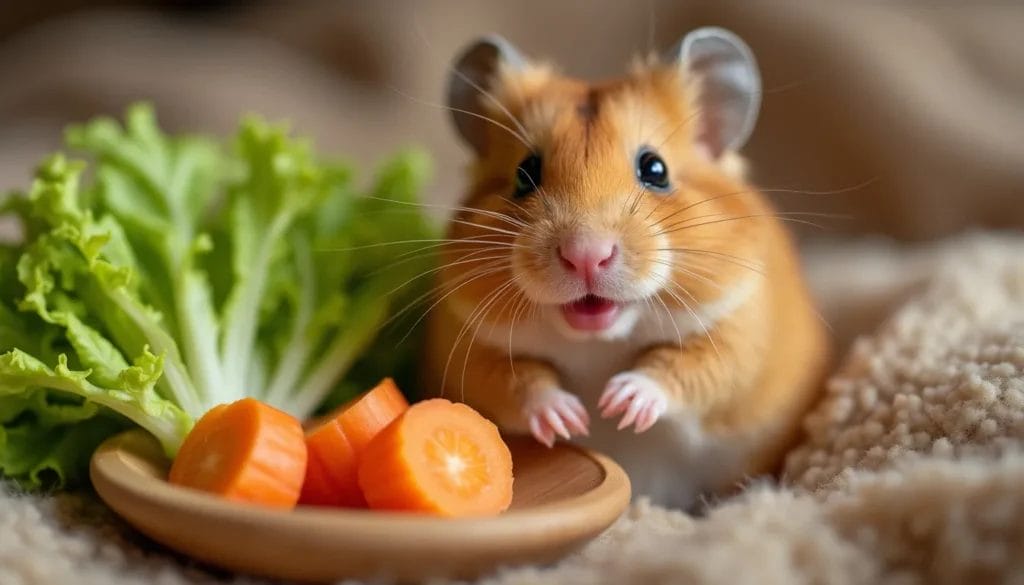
<box><xmin>618</xmin><ymin>228</ymin><xmax>672</xmax><ymax>299</ymax></box>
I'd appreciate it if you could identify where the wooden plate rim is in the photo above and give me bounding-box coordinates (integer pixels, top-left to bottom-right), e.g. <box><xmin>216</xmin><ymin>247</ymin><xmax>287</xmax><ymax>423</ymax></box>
<box><xmin>89</xmin><ymin>429</ymin><xmax>632</xmax><ymax>538</ymax></box>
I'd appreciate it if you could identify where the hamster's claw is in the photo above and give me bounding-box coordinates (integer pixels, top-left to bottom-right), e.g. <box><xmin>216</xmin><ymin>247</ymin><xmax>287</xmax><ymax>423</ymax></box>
<box><xmin>523</xmin><ymin>388</ymin><xmax>590</xmax><ymax>447</ymax></box>
<box><xmin>599</xmin><ymin>372</ymin><xmax>669</xmax><ymax>433</ymax></box>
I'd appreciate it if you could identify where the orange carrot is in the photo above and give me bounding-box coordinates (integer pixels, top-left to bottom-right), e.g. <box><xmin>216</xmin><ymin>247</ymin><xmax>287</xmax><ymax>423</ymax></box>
<box><xmin>299</xmin><ymin>378</ymin><xmax>409</xmax><ymax>507</ymax></box>
<box><xmin>168</xmin><ymin>398</ymin><xmax>307</xmax><ymax>509</ymax></box>
<box><xmin>357</xmin><ymin>398</ymin><xmax>514</xmax><ymax>517</ymax></box>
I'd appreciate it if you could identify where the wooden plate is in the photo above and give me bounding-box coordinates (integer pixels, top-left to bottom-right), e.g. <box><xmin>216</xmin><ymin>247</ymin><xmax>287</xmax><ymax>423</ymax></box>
<box><xmin>89</xmin><ymin>429</ymin><xmax>631</xmax><ymax>583</ymax></box>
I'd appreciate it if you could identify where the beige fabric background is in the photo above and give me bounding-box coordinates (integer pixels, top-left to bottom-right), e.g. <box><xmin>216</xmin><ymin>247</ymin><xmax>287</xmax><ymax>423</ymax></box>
<box><xmin>0</xmin><ymin>0</ymin><xmax>1022</xmax><ymax>243</ymax></box>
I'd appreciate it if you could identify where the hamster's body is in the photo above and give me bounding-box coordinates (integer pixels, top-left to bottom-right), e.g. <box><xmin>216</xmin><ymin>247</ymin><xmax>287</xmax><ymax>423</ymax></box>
<box><xmin>423</xmin><ymin>29</ymin><xmax>831</xmax><ymax>509</ymax></box>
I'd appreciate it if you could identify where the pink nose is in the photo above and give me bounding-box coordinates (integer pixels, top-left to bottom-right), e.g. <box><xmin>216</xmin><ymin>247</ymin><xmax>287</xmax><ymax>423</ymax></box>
<box><xmin>558</xmin><ymin>235</ymin><xmax>618</xmax><ymax>283</ymax></box>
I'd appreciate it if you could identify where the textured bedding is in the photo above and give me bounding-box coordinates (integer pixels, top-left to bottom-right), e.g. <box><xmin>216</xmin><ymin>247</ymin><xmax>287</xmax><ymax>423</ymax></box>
<box><xmin>3</xmin><ymin>230</ymin><xmax>1022</xmax><ymax>585</ymax></box>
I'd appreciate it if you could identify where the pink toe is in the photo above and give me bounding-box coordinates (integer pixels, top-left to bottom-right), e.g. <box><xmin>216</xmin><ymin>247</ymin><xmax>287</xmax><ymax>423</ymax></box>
<box><xmin>561</xmin><ymin>408</ymin><xmax>587</xmax><ymax>435</ymax></box>
<box><xmin>617</xmin><ymin>397</ymin><xmax>647</xmax><ymax>430</ymax></box>
<box><xmin>529</xmin><ymin>417</ymin><xmax>553</xmax><ymax>447</ymax></box>
<box><xmin>601</xmin><ymin>389</ymin><xmax>634</xmax><ymax>418</ymax></box>
<box><xmin>634</xmin><ymin>407</ymin><xmax>658</xmax><ymax>433</ymax></box>
<box><xmin>544</xmin><ymin>409</ymin><xmax>570</xmax><ymax>439</ymax></box>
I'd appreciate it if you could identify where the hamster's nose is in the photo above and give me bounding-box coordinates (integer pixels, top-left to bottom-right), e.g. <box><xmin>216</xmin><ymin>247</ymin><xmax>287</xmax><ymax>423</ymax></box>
<box><xmin>558</xmin><ymin>235</ymin><xmax>618</xmax><ymax>283</ymax></box>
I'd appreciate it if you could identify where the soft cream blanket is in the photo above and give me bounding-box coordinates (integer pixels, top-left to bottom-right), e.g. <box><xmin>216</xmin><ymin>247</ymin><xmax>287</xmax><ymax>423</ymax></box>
<box><xmin>3</xmin><ymin>231</ymin><xmax>1022</xmax><ymax>585</ymax></box>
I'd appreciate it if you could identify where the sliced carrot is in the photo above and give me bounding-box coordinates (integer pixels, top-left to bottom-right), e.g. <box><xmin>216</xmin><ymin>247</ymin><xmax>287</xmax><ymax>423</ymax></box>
<box><xmin>168</xmin><ymin>398</ymin><xmax>307</xmax><ymax>509</ymax></box>
<box><xmin>357</xmin><ymin>398</ymin><xmax>514</xmax><ymax>517</ymax></box>
<box><xmin>299</xmin><ymin>377</ymin><xmax>409</xmax><ymax>507</ymax></box>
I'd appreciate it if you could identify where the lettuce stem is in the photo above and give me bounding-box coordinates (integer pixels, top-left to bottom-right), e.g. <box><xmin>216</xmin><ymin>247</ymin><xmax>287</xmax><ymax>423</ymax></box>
<box><xmin>105</xmin><ymin>288</ymin><xmax>204</xmax><ymax>417</ymax></box>
<box><xmin>174</xmin><ymin>271</ymin><xmax>224</xmax><ymax>407</ymax></box>
<box><xmin>262</xmin><ymin>235</ymin><xmax>315</xmax><ymax>409</ymax></box>
<box><xmin>220</xmin><ymin>212</ymin><xmax>292</xmax><ymax>397</ymax></box>
<box><xmin>288</xmin><ymin>292</ymin><xmax>388</xmax><ymax>417</ymax></box>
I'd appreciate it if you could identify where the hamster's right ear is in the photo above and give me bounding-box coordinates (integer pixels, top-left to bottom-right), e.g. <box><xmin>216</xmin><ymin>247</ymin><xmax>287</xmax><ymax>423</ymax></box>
<box><xmin>447</xmin><ymin>35</ymin><xmax>526</xmax><ymax>154</ymax></box>
<box><xmin>667</xmin><ymin>27</ymin><xmax>762</xmax><ymax>159</ymax></box>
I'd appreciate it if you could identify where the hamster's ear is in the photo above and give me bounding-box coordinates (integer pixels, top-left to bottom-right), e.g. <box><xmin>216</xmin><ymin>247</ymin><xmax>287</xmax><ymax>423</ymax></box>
<box><xmin>667</xmin><ymin>27</ymin><xmax>761</xmax><ymax>158</ymax></box>
<box><xmin>447</xmin><ymin>35</ymin><xmax>526</xmax><ymax>154</ymax></box>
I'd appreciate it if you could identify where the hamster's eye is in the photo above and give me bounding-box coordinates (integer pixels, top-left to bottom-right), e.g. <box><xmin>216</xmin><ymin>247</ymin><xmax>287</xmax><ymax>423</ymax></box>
<box><xmin>513</xmin><ymin>154</ymin><xmax>542</xmax><ymax>198</ymax></box>
<box><xmin>636</xmin><ymin>150</ymin><xmax>670</xmax><ymax>192</ymax></box>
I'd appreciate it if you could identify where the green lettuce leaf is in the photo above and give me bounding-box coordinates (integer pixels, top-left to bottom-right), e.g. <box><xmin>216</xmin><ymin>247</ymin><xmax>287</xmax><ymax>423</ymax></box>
<box><xmin>0</xmin><ymin>390</ymin><xmax>128</xmax><ymax>489</ymax></box>
<box><xmin>0</xmin><ymin>103</ymin><xmax>439</xmax><ymax>489</ymax></box>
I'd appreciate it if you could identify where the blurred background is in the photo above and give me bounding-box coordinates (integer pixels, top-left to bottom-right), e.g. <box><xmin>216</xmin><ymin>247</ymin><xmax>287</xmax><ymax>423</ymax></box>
<box><xmin>1</xmin><ymin>0</ymin><xmax>1022</xmax><ymax>245</ymax></box>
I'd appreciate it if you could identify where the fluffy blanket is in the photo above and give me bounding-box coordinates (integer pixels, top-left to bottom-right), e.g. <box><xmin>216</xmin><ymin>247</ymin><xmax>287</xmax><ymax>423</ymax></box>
<box><xmin>3</xmin><ymin>230</ymin><xmax>1022</xmax><ymax>585</ymax></box>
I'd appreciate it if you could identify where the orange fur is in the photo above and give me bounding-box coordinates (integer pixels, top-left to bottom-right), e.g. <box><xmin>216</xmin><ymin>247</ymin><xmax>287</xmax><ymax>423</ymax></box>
<box><xmin>423</xmin><ymin>49</ymin><xmax>831</xmax><ymax>507</ymax></box>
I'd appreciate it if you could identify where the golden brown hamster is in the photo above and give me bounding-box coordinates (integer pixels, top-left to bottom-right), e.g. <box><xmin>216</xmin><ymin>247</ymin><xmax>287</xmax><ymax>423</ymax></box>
<box><xmin>422</xmin><ymin>28</ymin><xmax>831</xmax><ymax>509</ymax></box>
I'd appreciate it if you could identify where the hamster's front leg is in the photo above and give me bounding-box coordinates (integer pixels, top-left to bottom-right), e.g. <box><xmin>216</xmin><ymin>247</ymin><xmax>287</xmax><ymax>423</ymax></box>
<box><xmin>449</xmin><ymin>344</ymin><xmax>589</xmax><ymax>447</ymax></box>
<box><xmin>599</xmin><ymin>320</ymin><xmax>760</xmax><ymax>433</ymax></box>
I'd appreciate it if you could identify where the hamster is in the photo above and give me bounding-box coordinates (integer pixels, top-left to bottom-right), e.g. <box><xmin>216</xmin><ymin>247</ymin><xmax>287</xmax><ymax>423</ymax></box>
<box><xmin>422</xmin><ymin>28</ymin><xmax>831</xmax><ymax>510</ymax></box>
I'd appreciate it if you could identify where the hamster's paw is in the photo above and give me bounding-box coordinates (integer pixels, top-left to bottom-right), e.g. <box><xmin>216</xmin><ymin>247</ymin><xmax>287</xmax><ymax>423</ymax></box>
<box><xmin>523</xmin><ymin>388</ymin><xmax>590</xmax><ymax>448</ymax></box>
<box><xmin>599</xmin><ymin>371</ymin><xmax>669</xmax><ymax>433</ymax></box>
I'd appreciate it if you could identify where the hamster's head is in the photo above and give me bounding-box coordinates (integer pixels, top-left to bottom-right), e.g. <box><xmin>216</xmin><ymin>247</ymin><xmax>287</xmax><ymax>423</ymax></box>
<box><xmin>442</xmin><ymin>28</ymin><xmax>766</xmax><ymax>341</ymax></box>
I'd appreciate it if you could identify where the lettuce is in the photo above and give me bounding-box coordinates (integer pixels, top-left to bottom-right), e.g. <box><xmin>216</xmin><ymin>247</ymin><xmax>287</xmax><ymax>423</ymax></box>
<box><xmin>0</xmin><ymin>104</ymin><xmax>438</xmax><ymax>489</ymax></box>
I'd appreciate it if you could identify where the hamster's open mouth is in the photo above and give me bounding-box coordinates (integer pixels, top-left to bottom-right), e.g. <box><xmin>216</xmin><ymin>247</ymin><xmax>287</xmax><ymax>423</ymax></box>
<box><xmin>561</xmin><ymin>294</ymin><xmax>620</xmax><ymax>331</ymax></box>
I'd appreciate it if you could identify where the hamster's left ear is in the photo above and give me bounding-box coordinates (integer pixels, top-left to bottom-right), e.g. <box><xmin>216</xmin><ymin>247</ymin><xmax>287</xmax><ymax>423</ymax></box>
<box><xmin>447</xmin><ymin>35</ymin><xmax>528</xmax><ymax>155</ymax></box>
<box><xmin>667</xmin><ymin>27</ymin><xmax>762</xmax><ymax>158</ymax></box>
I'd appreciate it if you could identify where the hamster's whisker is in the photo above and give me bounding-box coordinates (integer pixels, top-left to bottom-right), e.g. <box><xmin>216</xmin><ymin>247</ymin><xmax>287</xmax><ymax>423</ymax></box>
<box><xmin>463</xmin><ymin>280</ymin><xmax>525</xmax><ymax>396</ymax></box>
<box><xmin>674</xmin><ymin>250</ymin><xmax>764</xmax><ymax>274</ymax></box>
<box><xmin>650</xmin><ymin>258</ymin><xmax>726</xmax><ymax>291</ymax></box>
<box><xmin>655</xmin><ymin>277</ymin><xmax>722</xmax><ymax>362</ymax></box>
<box><xmin>384</xmin><ymin>265</ymin><xmax>502</xmax><ymax>338</ymax></box>
<box><xmin>515</xmin><ymin>167</ymin><xmax>556</xmax><ymax>216</ymax></box>
<box><xmin>382</xmin><ymin>251</ymin><xmax>513</xmax><ymax>300</ymax></box>
<box><xmin>650</xmin><ymin>187</ymin><xmax>758</xmax><ymax>229</ymax></box>
<box><xmin>655</xmin><ymin>211</ymin><xmax>732</xmax><ymax>234</ymax></box>
<box><xmin>627</xmin><ymin>183</ymin><xmax>644</xmax><ymax>215</ymax></box>
<box><xmin>391</xmin><ymin>234</ymin><xmax>520</xmax><ymax>262</ymax></box>
<box><xmin>538</xmin><ymin>188</ymin><xmax>555</xmax><ymax>214</ymax></box>
<box><xmin>449</xmin><ymin>218</ymin><xmax>524</xmax><ymax>238</ymax></box>
<box><xmin>619</xmin><ymin>181</ymin><xmax>645</xmax><ymax>217</ymax></box>
<box><xmin>652</xmin><ymin>180</ymin><xmax>869</xmax><ymax>229</ymax></box>
<box><xmin>647</xmin><ymin>274</ymin><xmax>694</xmax><ymax>347</ymax></box>
<box><xmin>506</xmin><ymin>292</ymin><xmax>532</xmax><ymax>379</ymax></box>
<box><xmin>384</xmin><ymin>261</ymin><xmax>509</xmax><ymax>333</ymax></box>
<box><xmin>655</xmin><ymin>247</ymin><xmax>766</xmax><ymax>275</ymax></box>
<box><xmin>441</xmin><ymin>274</ymin><xmax>519</xmax><ymax>400</ymax></box>
<box><xmin>656</xmin><ymin>209</ymin><xmax>839</xmax><ymax>236</ymax></box>
<box><xmin>504</xmin><ymin>196</ymin><xmax>538</xmax><ymax>222</ymax></box>
<box><xmin>359</xmin><ymin>196</ymin><xmax>532</xmax><ymax>229</ymax></box>
<box><xmin>629</xmin><ymin>184</ymin><xmax>649</xmax><ymax>216</ymax></box>
<box><xmin>643</xmin><ymin>186</ymin><xmax>675</xmax><ymax>222</ymax></box>
<box><xmin>654</xmin><ymin>293</ymin><xmax>685</xmax><ymax>352</ymax></box>
<box><xmin>660</xmin><ymin>212</ymin><xmax>832</xmax><ymax>235</ymax></box>
<box><xmin>366</xmin><ymin>242</ymin><xmax>515</xmax><ymax>280</ymax></box>
<box><xmin>670</xmin><ymin>254</ymin><xmax>767</xmax><ymax>280</ymax></box>
<box><xmin>461</xmin><ymin>286</ymin><xmax>517</xmax><ymax>403</ymax></box>
<box><xmin>393</xmin><ymin>270</ymin><xmax>512</xmax><ymax>356</ymax></box>
<box><xmin>316</xmin><ymin>237</ymin><xmax>516</xmax><ymax>253</ymax></box>
<box><xmin>667</xmin><ymin>209</ymin><xmax>843</xmax><ymax>231</ymax></box>
<box><xmin>652</xmin><ymin>189</ymin><xmax>768</xmax><ymax>229</ymax></box>
<box><xmin>757</xmin><ymin>178</ymin><xmax>879</xmax><ymax>198</ymax></box>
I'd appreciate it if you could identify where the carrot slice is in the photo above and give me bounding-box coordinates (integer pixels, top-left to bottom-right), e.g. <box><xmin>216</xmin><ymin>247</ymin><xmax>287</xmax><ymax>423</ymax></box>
<box><xmin>357</xmin><ymin>398</ymin><xmax>514</xmax><ymax>517</ymax></box>
<box><xmin>168</xmin><ymin>398</ymin><xmax>307</xmax><ymax>509</ymax></box>
<box><xmin>299</xmin><ymin>377</ymin><xmax>409</xmax><ymax>507</ymax></box>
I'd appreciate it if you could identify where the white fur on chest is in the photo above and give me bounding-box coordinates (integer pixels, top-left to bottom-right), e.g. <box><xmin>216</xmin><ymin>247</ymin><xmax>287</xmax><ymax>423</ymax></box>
<box><xmin>452</xmin><ymin>279</ymin><xmax>760</xmax><ymax>509</ymax></box>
